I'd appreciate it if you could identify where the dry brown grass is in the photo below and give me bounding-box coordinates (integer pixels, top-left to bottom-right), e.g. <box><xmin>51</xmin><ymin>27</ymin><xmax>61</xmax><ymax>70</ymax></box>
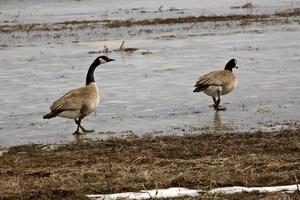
<box><xmin>0</xmin><ymin>128</ymin><xmax>299</xmax><ymax>199</ymax></box>
<box><xmin>1</xmin><ymin>8</ymin><xmax>300</xmax><ymax>33</ymax></box>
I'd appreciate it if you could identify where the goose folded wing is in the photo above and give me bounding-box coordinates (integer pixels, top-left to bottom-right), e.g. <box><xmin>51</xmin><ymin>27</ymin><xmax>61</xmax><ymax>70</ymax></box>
<box><xmin>50</xmin><ymin>90</ymin><xmax>83</xmax><ymax>112</ymax></box>
<box><xmin>195</xmin><ymin>72</ymin><xmax>223</xmax><ymax>87</ymax></box>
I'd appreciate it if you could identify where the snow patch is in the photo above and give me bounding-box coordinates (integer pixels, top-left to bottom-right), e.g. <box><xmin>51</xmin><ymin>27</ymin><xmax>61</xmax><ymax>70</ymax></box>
<box><xmin>87</xmin><ymin>187</ymin><xmax>201</xmax><ymax>200</ymax></box>
<box><xmin>87</xmin><ymin>184</ymin><xmax>300</xmax><ymax>200</ymax></box>
<box><xmin>209</xmin><ymin>184</ymin><xmax>300</xmax><ymax>194</ymax></box>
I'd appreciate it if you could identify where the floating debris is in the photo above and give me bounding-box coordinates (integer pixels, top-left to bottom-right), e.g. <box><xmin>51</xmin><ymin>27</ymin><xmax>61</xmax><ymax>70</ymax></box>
<box><xmin>88</xmin><ymin>45</ymin><xmax>112</xmax><ymax>54</ymax></box>
<box><xmin>116</xmin><ymin>41</ymin><xmax>139</xmax><ymax>52</ymax></box>
<box><xmin>231</xmin><ymin>3</ymin><xmax>253</xmax><ymax>9</ymax></box>
<box><xmin>242</xmin><ymin>3</ymin><xmax>254</xmax><ymax>9</ymax></box>
<box><xmin>256</xmin><ymin>108</ymin><xmax>272</xmax><ymax>114</ymax></box>
<box><xmin>141</xmin><ymin>50</ymin><xmax>153</xmax><ymax>55</ymax></box>
<box><xmin>89</xmin><ymin>41</ymin><xmax>139</xmax><ymax>54</ymax></box>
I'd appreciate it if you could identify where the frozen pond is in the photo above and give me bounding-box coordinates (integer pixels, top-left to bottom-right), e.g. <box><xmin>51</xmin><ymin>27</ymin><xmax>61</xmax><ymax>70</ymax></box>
<box><xmin>0</xmin><ymin>0</ymin><xmax>300</xmax><ymax>146</ymax></box>
<box><xmin>1</xmin><ymin>0</ymin><xmax>298</xmax><ymax>24</ymax></box>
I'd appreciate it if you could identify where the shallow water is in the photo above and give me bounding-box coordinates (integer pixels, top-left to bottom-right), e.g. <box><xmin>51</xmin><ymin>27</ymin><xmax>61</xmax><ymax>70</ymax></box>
<box><xmin>1</xmin><ymin>0</ymin><xmax>297</xmax><ymax>24</ymax></box>
<box><xmin>0</xmin><ymin>0</ymin><xmax>300</xmax><ymax>146</ymax></box>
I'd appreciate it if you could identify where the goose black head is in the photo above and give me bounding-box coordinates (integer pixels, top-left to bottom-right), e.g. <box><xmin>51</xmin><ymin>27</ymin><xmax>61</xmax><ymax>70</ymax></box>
<box><xmin>86</xmin><ymin>56</ymin><xmax>115</xmax><ymax>85</ymax></box>
<box><xmin>91</xmin><ymin>56</ymin><xmax>115</xmax><ymax>67</ymax></box>
<box><xmin>98</xmin><ymin>56</ymin><xmax>115</xmax><ymax>65</ymax></box>
<box><xmin>224</xmin><ymin>59</ymin><xmax>238</xmax><ymax>71</ymax></box>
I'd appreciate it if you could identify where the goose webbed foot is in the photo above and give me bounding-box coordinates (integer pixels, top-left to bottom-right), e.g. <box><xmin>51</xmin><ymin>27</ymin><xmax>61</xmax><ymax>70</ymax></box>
<box><xmin>212</xmin><ymin>92</ymin><xmax>226</xmax><ymax>111</ymax></box>
<box><xmin>79</xmin><ymin>126</ymin><xmax>95</xmax><ymax>133</ymax></box>
<box><xmin>73</xmin><ymin>128</ymin><xmax>94</xmax><ymax>135</ymax></box>
<box><xmin>214</xmin><ymin>105</ymin><xmax>227</xmax><ymax>111</ymax></box>
<box><xmin>73</xmin><ymin>125</ymin><xmax>82</xmax><ymax>135</ymax></box>
<box><xmin>209</xmin><ymin>97</ymin><xmax>218</xmax><ymax>107</ymax></box>
<box><xmin>213</xmin><ymin>99</ymin><xmax>226</xmax><ymax>110</ymax></box>
<box><xmin>74</xmin><ymin>119</ymin><xmax>95</xmax><ymax>134</ymax></box>
<box><xmin>73</xmin><ymin>129</ymin><xmax>82</xmax><ymax>135</ymax></box>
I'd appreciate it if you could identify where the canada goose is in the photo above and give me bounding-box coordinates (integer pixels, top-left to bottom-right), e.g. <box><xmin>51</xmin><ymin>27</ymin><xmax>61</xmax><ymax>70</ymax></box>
<box><xmin>193</xmin><ymin>59</ymin><xmax>238</xmax><ymax>110</ymax></box>
<box><xmin>43</xmin><ymin>56</ymin><xmax>115</xmax><ymax>134</ymax></box>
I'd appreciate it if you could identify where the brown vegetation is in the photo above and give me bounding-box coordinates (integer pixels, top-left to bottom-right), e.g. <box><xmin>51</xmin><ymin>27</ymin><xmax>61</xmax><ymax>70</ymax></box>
<box><xmin>88</xmin><ymin>41</ymin><xmax>139</xmax><ymax>55</ymax></box>
<box><xmin>0</xmin><ymin>127</ymin><xmax>299</xmax><ymax>199</ymax></box>
<box><xmin>1</xmin><ymin>8</ymin><xmax>299</xmax><ymax>33</ymax></box>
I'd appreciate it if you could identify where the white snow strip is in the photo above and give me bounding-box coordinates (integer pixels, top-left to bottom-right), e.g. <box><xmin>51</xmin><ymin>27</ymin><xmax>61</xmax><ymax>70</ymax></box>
<box><xmin>209</xmin><ymin>184</ymin><xmax>300</xmax><ymax>194</ymax></box>
<box><xmin>87</xmin><ymin>187</ymin><xmax>201</xmax><ymax>200</ymax></box>
<box><xmin>87</xmin><ymin>184</ymin><xmax>300</xmax><ymax>200</ymax></box>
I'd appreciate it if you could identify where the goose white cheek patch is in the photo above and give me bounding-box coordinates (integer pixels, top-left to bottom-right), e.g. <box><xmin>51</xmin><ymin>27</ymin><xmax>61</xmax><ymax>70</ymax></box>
<box><xmin>99</xmin><ymin>58</ymin><xmax>108</xmax><ymax>64</ymax></box>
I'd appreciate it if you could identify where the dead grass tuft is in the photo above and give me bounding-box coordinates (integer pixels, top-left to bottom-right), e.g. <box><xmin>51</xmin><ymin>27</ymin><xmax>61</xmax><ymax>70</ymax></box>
<box><xmin>0</xmin><ymin>128</ymin><xmax>299</xmax><ymax>199</ymax></box>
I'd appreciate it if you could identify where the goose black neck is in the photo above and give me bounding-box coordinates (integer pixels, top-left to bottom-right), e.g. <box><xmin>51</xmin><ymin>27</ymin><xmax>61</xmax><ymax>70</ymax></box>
<box><xmin>224</xmin><ymin>66</ymin><xmax>232</xmax><ymax>71</ymax></box>
<box><xmin>86</xmin><ymin>60</ymin><xmax>99</xmax><ymax>85</ymax></box>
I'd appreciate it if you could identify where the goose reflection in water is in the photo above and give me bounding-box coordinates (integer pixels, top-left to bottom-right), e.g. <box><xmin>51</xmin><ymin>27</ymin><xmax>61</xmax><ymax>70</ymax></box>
<box><xmin>212</xmin><ymin>111</ymin><xmax>234</xmax><ymax>133</ymax></box>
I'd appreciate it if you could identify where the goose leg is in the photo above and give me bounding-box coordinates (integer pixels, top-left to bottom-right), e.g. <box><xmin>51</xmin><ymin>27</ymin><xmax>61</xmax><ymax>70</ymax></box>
<box><xmin>209</xmin><ymin>97</ymin><xmax>217</xmax><ymax>107</ymax></box>
<box><xmin>214</xmin><ymin>92</ymin><xmax>226</xmax><ymax>111</ymax></box>
<box><xmin>75</xmin><ymin>118</ymin><xmax>95</xmax><ymax>133</ymax></box>
<box><xmin>213</xmin><ymin>97</ymin><xmax>217</xmax><ymax>105</ymax></box>
<box><xmin>73</xmin><ymin>119</ymin><xmax>81</xmax><ymax>135</ymax></box>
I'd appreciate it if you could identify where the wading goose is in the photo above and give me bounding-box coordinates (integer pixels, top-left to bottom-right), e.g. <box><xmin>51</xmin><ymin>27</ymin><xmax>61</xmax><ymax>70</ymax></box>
<box><xmin>43</xmin><ymin>56</ymin><xmax>115</xmax><ymax>134</ymax></box>
<box><xmin>193</xmin><ymin>59</ymin><xmax>238</xmax><ymax>110</ymax></box>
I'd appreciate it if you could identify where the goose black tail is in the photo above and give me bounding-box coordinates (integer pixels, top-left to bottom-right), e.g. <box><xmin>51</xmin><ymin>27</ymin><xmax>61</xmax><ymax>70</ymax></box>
<box><xmin>193</xmin><ymin>85</ymin><xmax>208</xmax><ymax>93</ymax></box>
<box><xmin>43</xmin><ymin>111</ymin><xmax>61</xmax><ymax>119</ymax></box>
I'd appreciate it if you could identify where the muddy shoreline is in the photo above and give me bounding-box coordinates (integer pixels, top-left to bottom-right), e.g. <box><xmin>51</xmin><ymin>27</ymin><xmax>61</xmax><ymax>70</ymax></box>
<box><xmin>0</xmin><ymin>127</ymin><xmax>299</xmax><ymax>199</ymax></box>
<box><xmin>1</xmin><ymin>8</ymin><xmax>299</xmax><ymax>33</ymax></box>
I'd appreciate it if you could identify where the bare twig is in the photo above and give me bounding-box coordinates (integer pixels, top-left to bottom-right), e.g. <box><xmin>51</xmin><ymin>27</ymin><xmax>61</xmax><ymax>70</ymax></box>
<box><xmin>119</xmin><ymin>41</ymin><xmax>125</xmax><ymax>50</ymax></box>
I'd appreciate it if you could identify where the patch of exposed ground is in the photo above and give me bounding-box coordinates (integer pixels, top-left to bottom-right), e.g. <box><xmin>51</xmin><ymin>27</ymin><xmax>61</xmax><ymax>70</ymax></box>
<box><xmin>104</xmin><ymin>8</ymin><xmax>300</xmax><ymax>28</ymax></box>
<box><xmin>0</xmin><ymin>128</ymin><xmax>299</xmax><ymax>199</ymax></box>
<box><xmin>1</xmin><ymin>8</ymin><xmax>299</xmax><ymax>33</ymax></box>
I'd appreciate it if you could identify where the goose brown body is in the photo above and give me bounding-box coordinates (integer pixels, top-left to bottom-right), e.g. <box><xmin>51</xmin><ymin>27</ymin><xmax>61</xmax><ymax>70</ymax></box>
<box><xmin>193</xmin><ymin>59</ymin><xmax>238</xmax><ymax>110</ymax></box>
<box><xmin>195</xmin><ymin>70</ymin><xmax>237</xmax><ymax>97</ymax></box>
<box><xmin>43</xmin><ymin>56</ymin><xmax>114</xmax><ymax>134</ymax></box>
<box><xmin>50</xmin><ymin>83</ymin><xmax>99</xmax><ymax>119</ymax></box>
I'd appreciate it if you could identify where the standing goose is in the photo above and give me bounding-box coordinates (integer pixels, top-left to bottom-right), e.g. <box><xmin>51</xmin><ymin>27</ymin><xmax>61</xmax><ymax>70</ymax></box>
<box><xmin>43</xmin><ymin>56</ymin><xmax>115</xmax><ymax>134</ymax></box>
<box><xmin>193</xmin><ymin>59</ymin><xmax>238</xmax><ymax>110</ymax></box>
